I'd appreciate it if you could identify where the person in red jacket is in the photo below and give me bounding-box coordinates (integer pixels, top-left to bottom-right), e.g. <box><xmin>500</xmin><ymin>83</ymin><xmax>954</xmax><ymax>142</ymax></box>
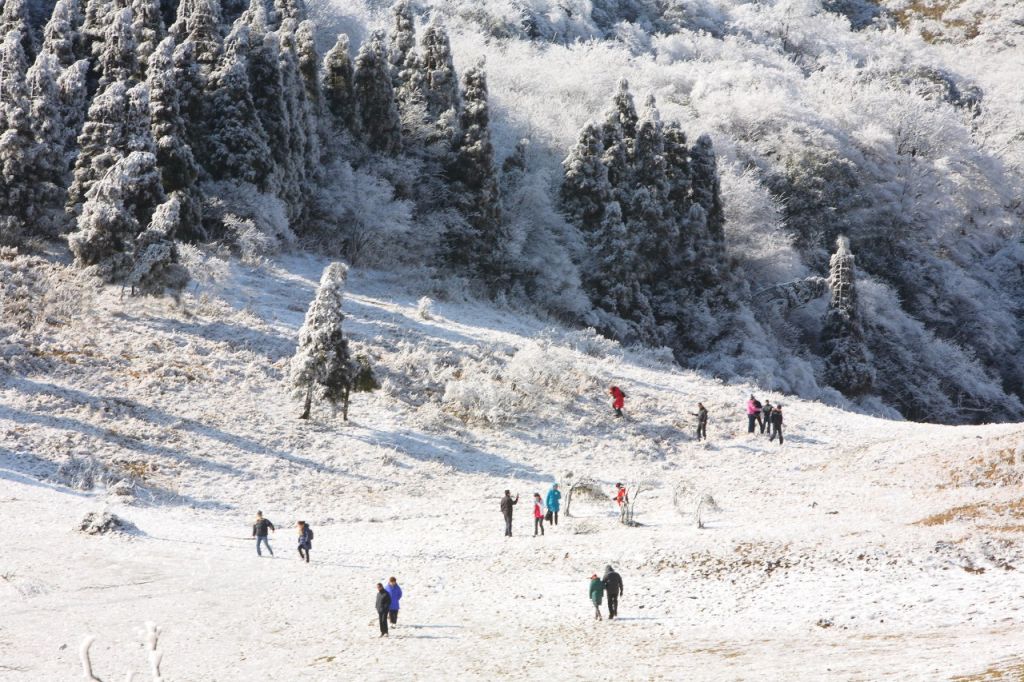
<box><xmin>532</xmin><ymin>493</ymin><xmax>545</xmax><ymax>536</ymax></box>
<box><xmin>609</xmin><ymin>386</ymin><xmax>626</xmax><ymax>417</ymax></box>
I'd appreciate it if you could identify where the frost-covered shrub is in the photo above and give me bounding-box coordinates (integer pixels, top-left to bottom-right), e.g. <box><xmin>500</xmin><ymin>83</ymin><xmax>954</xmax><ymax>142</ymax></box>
<box><xmin>56</xmin><ymin>454</ymin><xmax>115</xmax><ymax>490</ymax></box>
<box><xmin>77</xmin><ymin>511</ymin><xmax>137</xmax><ymax>535</ymax></box>
<box><xmin>417</xmin><ymin>296</ymin><xmax>434</xmax><ymax>320</ymax></box>
<box><xmin>201</xmin><ymin>180</ymin><xmax>295</xmax><ymax>257</ymax></box>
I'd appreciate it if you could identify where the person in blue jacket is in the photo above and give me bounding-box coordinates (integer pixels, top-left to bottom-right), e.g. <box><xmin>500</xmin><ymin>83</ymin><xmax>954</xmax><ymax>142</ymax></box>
<box><xmin>545</xmin><ymin>483</ymin><xmax>562</xmax><ymax>526</ymax></box>
<box><xmin>296</xmin><ymin>521</ymin><xmax>312</xmax><ymax>563</ymax></box>
<box><xmin>385</xmin><ymin>576</ymin><xmax>403</xmax><ymax>625</ymax></box>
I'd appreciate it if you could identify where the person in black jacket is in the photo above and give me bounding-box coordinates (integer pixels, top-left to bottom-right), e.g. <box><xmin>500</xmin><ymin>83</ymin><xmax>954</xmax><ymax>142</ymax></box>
<box><xmin>769</xmin><ymin>405</ymin><xmax>784</xmax><ymax>444</ymax></box>
<box><xmin>691</xmin><ymin>403</ymin><xmax>708</xmax><ymax>441</ymax></box>
<box><xmin>500</xmin><ymin>490</ymin><xmax>519</xmax><ymax>537</ymax></box>
<box><xmin>252</xmin><ymin>511</ymin><xmax>275</xmax><ymax>557</ymax></box>
<box><xmin>375</xmin><ymin>583</ymin><xmax>392</xmax><ymax>637</ymax></box>
<box><xmin>296</xmin><ymin>521</ymin><xmax>313</xmax><ymax>563</ymax></box>
<box><xmin>603</xmin><ymin>565</ymin><xmax>624</xmax><ymax>619</ymax></box>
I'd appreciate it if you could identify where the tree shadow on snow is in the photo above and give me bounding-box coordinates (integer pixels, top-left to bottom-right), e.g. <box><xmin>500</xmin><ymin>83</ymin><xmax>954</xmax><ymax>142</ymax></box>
<box><xmin>348</xmin><ymin>428</ymin><xmax>550</xmax><ymax>481</ymax></box>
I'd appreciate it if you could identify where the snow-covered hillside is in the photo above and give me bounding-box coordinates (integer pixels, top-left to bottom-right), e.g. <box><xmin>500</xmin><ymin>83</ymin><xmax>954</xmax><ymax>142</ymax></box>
<box><xmin>2</xmin><ymin>253</ymin><xmax>1023</xmax><ymax>680</ymax></box>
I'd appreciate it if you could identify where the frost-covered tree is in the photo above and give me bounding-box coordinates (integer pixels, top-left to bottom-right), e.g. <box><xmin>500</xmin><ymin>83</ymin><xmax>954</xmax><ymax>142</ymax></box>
<box><xmin>445</xmin><ymin>62</ymin><xmax>508</xmax><ymax>285</ymax></box>
<box><xmin>291</xmin><ymin>262</ymin><xmax>373</xmax><ymax>420</ymax></box>
<box><xmin>821</xmin><ymin>236</ymin><xmax>874</xmax><ymax>395</ymax></box>
<box><xmin>387</xmin><ymin>0</ymin><xmax>425</xmax><ymax>112</ymax></box>
<box><xmin>0</xmin><ymin>28</ymin><xmax>29</xmax><ymax>132</ymax></box>
<box><xmin>40</xmin><ymin>0</ymin><xmax>84</xmax><ymax>67</ymax></box>
<box><xmin>629</xmin><ymin>95</ymin><xmax>674</xmax><ymax>278</ymax></box>
<box><xmin>605</xmin><ymin>77</ymin><xmax>637</xmax><ymax>146</ymax></box>
<box><xmin>67</xmin><ymin>81</ymin><xmax>128</xmax><ymax>211</ymax></box>
<box><xmin>172</xmin><ymin>39</ymin><xmax>204</xmax><ymax>152</ymax></box>
<box><xmin>126</xmin><ymin>191</ymin><xmax>190</xmax><ymax>295</ymax></box>
<box><xmin>0</xmin><ymin>36</ymin><xmax>37</xmax><ymax>245</ymax></box>
<box><xmin>689</xmin><ymin>133</ymin><xmax>725</xmax><ymax>245</ymax></box>
<box><xmin>25</xmin><ymin>52</ymin><xmax>70</xmax><ymax>236</ymax></box>
<box><xmin>560</xmin><ymin>121</ymin><xmax>610</xmax><ymax>230</ymax></box>
<box><xmin>68</xmin><ymin>151</ymin><xmax>163</xmax><ymax>279</ymax></box>
<box><xmin>272</xmin><ymin>0</ymin><xmax>306</xmax><ymax>26</ymax></box>
<box><xmin>177</xmin><ymin>0</ymin><xmax>222</xmax><ymax>74</ymax></box>
<box><xmin>147</xmin><ymin>36</ymin><xmax>202</xmax><ymax>237</ymax></box>
<box><xmin>274</xmin><ymin>22</ymin><xmax>317</xmax><ymax>223</ymax></box>
<box><xmin>57</xmin><ymin>58</ymin><xmax>89</xmax><ymax>160</ymax></box>
<box><xmin>294</xmin><ymin>20</ymin><xmax>320</xmax><ymax>115</ymax></box>
<box><xmin>419</xmin><ymin>22</ymin><xmax>458</xmax><ymax>121</ymax></box>
<box><xmin>353</xmin><ymin>29</ymin><xmax>400</xmax><ymax>154</ymax></box>
<box><xmin>322</xmin><ymin>32</ymin><xmax>357</xmax><ymax>135</ymax></box>
<box><xmin>131</xmin><ymin>0</ymin><xmax>165</xmax><ymax>73</ymax></box>
<box><xmin>200</xmin><ymin>24</ymin><xmax>272</xmax><ymax>187</ymax></box>
<box><xmin>97</xmin><ymin>7</ymin><xmax>139</xmax><ymax>88</ymax></box>
<box><xmin>0</xmin><ymin>0</ymin><xmax>35</xmax><ymax>60</ymax></box>
<box><xmin>80</xmin><ymin>0</ymin><xmax>111</xmax><ymax>58</ymax></box>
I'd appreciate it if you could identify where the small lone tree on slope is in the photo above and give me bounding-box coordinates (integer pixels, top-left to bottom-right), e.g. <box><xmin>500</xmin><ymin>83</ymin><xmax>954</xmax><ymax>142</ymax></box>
<box><xmin>291</xmin><ymin>262</ymin><xmax>376</xmax><ymax>420</ymax></box>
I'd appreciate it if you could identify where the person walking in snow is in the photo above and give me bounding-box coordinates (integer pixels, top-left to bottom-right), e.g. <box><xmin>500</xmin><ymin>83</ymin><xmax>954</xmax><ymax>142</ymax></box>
<box><xmin>746</xmin><ymin>395</ymin><xmax>763</xmax><ymax>434</ymax></box>
<box><xmin>691</xmin><ymin>403</ymin><xmax>708</xmax><ymax>441</ymax></box>
<box><xmin>761</xmin><ymin>401</ymin><xmax>773</xmax><ymax>435</ymax></box>
<box><xmin>603</xmin><ymin>565</ymin><xmax>624</xmax><ymax>619</ymax></box>
<box><xmin>532</xmin><ymin>493</ymin><xmax>545</xmax><ymax>536</ymax></box>
<box><xmin>613</xmin><ymin>483</ymin><xmax>629</xmax><ymax>523</ymax></box>
<box><xmin>589</xmin><ymin>573</ymin><xmax>604</xmax><ymax>621</ymax></box>
<box><xmin>769</xmin><ymin>405</ymin><xmax>784</xmax><ymax>444</ymax></box>
<box><xmin>501</xmin><ymin>490</ymin><xmax>519</xmax><ymax>537</ymax></box>
<box><xmin>384</xmin><ymin>577</ymin><xmax>402</xmax><ymax>626</ymax></box>
<box><xmin>296</xmin><ymin>521</ymin><xmax>312</xmax><ymax>563</ymax></box>
<box><xmin>545</xmin><ymin>483</ymin><xmax>561</xmax><ymax>526</ymax></box>
<box><xmin>252</xmin><ymin>511</ymin><xmax>275</xmax><ymax>557</ymax></box>
<box><xmin>609</xmin><ymin>386</ymin><xmax>626</xmax><ymax>418</ymax></box>
<box><xmin>375</xmin><ymin>583</ymin><xmax>392</xmax><ymax>637</ymax></box>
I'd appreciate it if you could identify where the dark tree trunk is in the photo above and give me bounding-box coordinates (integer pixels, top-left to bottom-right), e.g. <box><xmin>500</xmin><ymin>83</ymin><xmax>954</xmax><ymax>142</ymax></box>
<box><xmin>341</xmin><ymin>386</ymin><xmax>350</xmax><ymax>421</ymax></box>
<box><xmin>300</xmin><ymin>385</ymin><xmax>312</xmax><ymax>419</ymax></box>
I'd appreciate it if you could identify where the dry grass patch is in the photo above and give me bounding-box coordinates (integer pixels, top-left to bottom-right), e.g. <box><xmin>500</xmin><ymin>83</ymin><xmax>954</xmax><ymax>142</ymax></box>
<box><xmin>916</xmin><ymin>497</ymin><xmax>1024</xmax><ymax>527</ymax></box>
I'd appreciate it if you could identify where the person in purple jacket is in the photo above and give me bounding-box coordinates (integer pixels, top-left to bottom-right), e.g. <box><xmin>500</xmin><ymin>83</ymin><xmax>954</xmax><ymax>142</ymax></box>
<box><xmin>384</xmin><ymin>576</ymin><xmax>403</xmax><ymax>625</ymax></box>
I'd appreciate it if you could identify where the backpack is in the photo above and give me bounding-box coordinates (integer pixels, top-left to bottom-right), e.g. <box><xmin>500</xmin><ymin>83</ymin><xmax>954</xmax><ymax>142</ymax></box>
<box><xmin>306</xmin><ymin>526</ymin><xmax>313</xmax><ymax>541</ymax></box>
<box><xmin>753</xmin><ymin>399</ymin><xmax>762</xmax><ymax>410</ymax></box>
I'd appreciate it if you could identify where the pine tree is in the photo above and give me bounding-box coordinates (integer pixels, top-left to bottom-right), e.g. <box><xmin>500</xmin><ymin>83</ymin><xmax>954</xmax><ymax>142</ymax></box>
<box><xmin>822</xmin><ymin>236</ymin><xmax>874</xmax><ymax>395</ymax></box>
<box><xmin>322</xmin><ymin>32</ymin><xmax>357</xmax><ymax>134</ymax></box>
<box><xmin>0</xmin><ymin>27</ymin><xmax>29</xmax><ymax>132</ymax></box>
<box><xmin>445</xmin><ymin>62</ymin><xmax>508</xmax><ymax>284</ymax></box>
<box><xmin>26</xmin><ymin>51</ymin><xmax>69</xmax><ymax>236</ymax></box>
<box><xmin>275</xmin><ymin>21</ymin><xmax>316</xmax><ymax>222</ymax></box>
<box><xmin>295</xmin><ymin>20</ymin><xmax>320</xmax><ymax>115</ymax></box>
<box><xmin>388</xmin><ymin>0</ymin><xmax>415</xmax><ymax>86</ymax></box>
<box><xmin>560</xmin><ymin>120</ymin><xmax>610</xmax><ymax>229</ymax></box>
<box><xmin>97</xmin><ymin>7</ymin><xmax>139</xmax><ymax>88</ymax></box>
<box><xmin>420</xmin><ymin>22</ymin><xmax>458</xmax><ymax>120</ymax></box>
<box><xmin>0</xmin><ymin>0</ymin><xmax>36</xmax><ymax>61</ymax></box>
<box><xmin>244</xmin><ymin>23</ymin><xmax>289</xmax><ymax>183</ymax></box>
<box><xmin>272</xmin><ymin>0</ymin><xmax>306</xmax><ymax>26</ymax></box>
<box><xmin>663</xmin><ymin>121</ymin><xmax>691</xmax><ymax>229</ymax></box>
<box><xmin>353</xmin><ymin>29</ymin><xmax>400</xmax><ymax>154</ymax></box>
<box><xmin>126</xmin><ymin>191</ymin><xmax>190</xmax><ymax>295</ymax></box>
<box><xmin>291</xmin><ymin>262</ymin><xmax>362</xmax><ymax>420</ymax></box>
<box><xmin>179</xmin><ymin>0</ymin><xmax>222</xmax><ymax>74</ymax></box>
<box><xmin>57</xmin><ymin>58</ymin><xmax>90</xmax><ymax>162</ymax></box>
<box><xmin>81</xmin><ymin>0</ymin><xmax>111</xmax><ymax>58</ymax></box>
<box><xmin>629</xmin><ymin>95</ymin><xmax>675</xmax><ymax>279</ymax></box>
<box><xmin>171</xmin><ymin>40</ymin><xmax>204</xmax><ymax>152</ymax></box>
<box><xmin>200</xmin><ymin>23</ymin><xmax>272</xmax><ymax>187</ymax></box>
<box><xmin>147</xmin><ymin>36</ymin><xmax>201</xmax><ymax>240</ymax></box>
<box><xmin>605</xmin><ymin>78</ymin><xmax>638</xmax><ymax>145</ymax></box>
<box><xmin>131</xmin><ymin>0</ymin><xmax>165</xmax><ymax>73</ymax></box>
<box><xmin>0</xmin><ymin>33</ymin><xmax>38</xmax><ymax>245</ymax></box>
<box><xmin>68</xmin><ymin>151</ymin><xmax>162</xmax><ymax>279</ymax></box>
<box><xmin>689</xmin><ymin>133</ymin><xmax>724</xmax><ymax>244</ymax></box>
<box><xmin>40</xmin><ymin>0</ymin><xmax>84</xmax><ymax>67</ymax></box>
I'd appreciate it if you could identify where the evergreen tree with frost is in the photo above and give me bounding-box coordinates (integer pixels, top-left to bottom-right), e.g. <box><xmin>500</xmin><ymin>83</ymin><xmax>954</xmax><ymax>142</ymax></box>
<box><xmin>605</xmin><ymin>78</ymin><xmax>638</xmax><ymax>146</ymax></box>
<box><xmin>200</xmin><ymin>24</ymin><xmax>271</xmax><ymax>187</ymax></box>
<box><xmin>179</xmin><ymin>0</ymin><xmax>222</xmax><ymax>74</ymax></box>
<box><xmin>295</xmin><ymin>20</ymin><xmax>320</xmax><ymax>115</ymax></box>
<box><xmin>420</xmin><ymin>22</ymin><xmax>458</xmax><ymax>120</ymax></box>
<box><xmin>67</xmin><ymin>82</ymin><xmax>131</xmax><ymax>213</ymax></box>
<box><xmin>131</xmin><ymin>0</ymin><xmax>165</xmax><ymax>73</ymax></box>
<box><xmin>244</xmin><ymin>22</ymin><xmax>289</xmax><ymax>180</ymax></box>
<box><xmin>97</xmin><ymin>7</ymin><xmax>139</xmax><ymax>88</ymax></box>
<box><xmin>26</xmin><ymin>52</ymin><xmax>69</xmax><ymax>235</ymax></box>
<box><xmin>629</xmin><ymin>95</ymin><xmax>675</xmax><ymax>279</ymax></box>
<box><xmin>821</xmin><ymin>236</ymin><xmax>874</xmax><ymax>395</ymax></box>
<box><xmin>663</xmin><ymin>121</ymin><xmax>691</xmax><ymax>230</ymax></box>
<box><xmin>445</xmin><ymin>62</ymin><xmax>508</xmax><ymax>284</ymax></box>
<box><xmin>81</xmin><ymin>0</ymin><xmax>111</xmax><ymax>58</ymax></box>
<box><xmin>353</xmin><ymin>30</ymin><xmax>401</xmax><ymax>154</ymax></box>
<box><xmin>220</xmin><ymin>0</ymin><xmax>248</xmax><ymax>27</ymax></box>
<box><xmin>0</xmin><ymin>33</ymin><xmax>38</xmax><ymax>245</ymax></box>
<box><xmin>172</xmin><ymin>40</ymin><xmax>204</xmax><ymax>152</ymax></box>
<box><xmin>291</xmin><ymin>262</ymin><xmax>374</xmax><ymax>421</ymax></box>
<box><xmin>147</xmin><ymin>37</ymin><xmax>202</xmax><ymax>238</ymax></box>
<box><xmin>68</xmin><ymin>151</ymin><xmax>164</xmax><ymax>279</ymax></box>
<box><xmin>40</xmin><ymin>0</ymin><xmax>84</xmax><ymax>67</ymax></box>
<box><xmin>689</xmin><ymin>133</ymin><xmax>725</xmax><ymax>244</ymax></box>
<box><xmin>273</xmin><ymin>0</ymin><xmax>306</xmax><ymax>26</ymax></box>
<box><xmin>0</xmin><ymin>28</ymin><xmax>29</xmax><ymax>132</ymax></box>
<box><xmin>322</xmin><ymin>33</ymin><xmax>357</xmax><ymax>134</ymax></box>
<box><xmin>600</xmin><ymin>117</ymin><xmax>629</xmax><ymax>200</ymax></box>
<box><xmin>560</xmin><ymin>120</ymin><xmax>610</xmax><ymax>229</ymax></box>
<box><xmin>0</xmin><ymin>0</ymin><xmax>35</xmax><ymax>60</ymax></box>
<box><xmin>126</xmin><ymin>191</ymin><xmax>190</xmax><ymax>295</ymax></box>
<box><xmin>387</xmin><ymin>0</ymin><xmax>425</xmax><ymax>111</ymax></box>
<box><xmin>57</xmin><ymin>58</ymin><xmax>89</xmax><ymax>161</ymax></box>
<box><xmin>275</xmin><ymin>22</ymin><xmax>315</xmax><ymax>222</ymax></box>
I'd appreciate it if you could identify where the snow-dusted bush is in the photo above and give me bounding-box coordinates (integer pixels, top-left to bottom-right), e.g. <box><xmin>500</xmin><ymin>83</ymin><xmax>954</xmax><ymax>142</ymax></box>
<box><xmin>202</xmin><ymin>180</ymin><xmax>295</xmax><ymax>258</ymax></box>
<box><xmin>77</xmin><ymin>510</ymin><xmax>137</xmax><ymax>535</ymax></box>
<box><xmin>417</xmin><ymin>296</ymin><xmax>434</xmax><ymax>320</ymax></box>
<box><xmin>56</xmin><ymin>454</ymin><xmax>115</xmax><ymax>490</ymax></box>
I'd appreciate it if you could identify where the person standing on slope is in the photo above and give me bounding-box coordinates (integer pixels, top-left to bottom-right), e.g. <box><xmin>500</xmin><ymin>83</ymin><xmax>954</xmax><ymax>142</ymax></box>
<box><xmin>252</xmin><ymin>511</ymin><xmax>275</xmax><ymax>557</ymax></box>
<box><xmin>692</xmin><ymin>403</ymin><xmax>708</xmax><ymax>441</ymax></box>
<box><xmin>296</xmin><ymin>521</ymin><xmax>313</xmax><ymax>563</ymax></box>
<box><xmin>769</xmin><ymin>405</ymin><xmax>784</xmax><ymax>444</ymax></box>
<box><xmin>384</xmin><ymin>577</ymin><xmax>402</xmax><ymax>626</ymax></box>
<box><xmin>375</xmin><ymin>583</ymin><xmax>391</xmax><ymax>637</ymax></box>
<box><xmin>746</xmin><ymin>395</ymin><xmax>763</xmax><ymax>434</ymax></box>
<box><xmin>545</xmin><ymin>483</ymin><xmax>561</xmax><ymax>526</ymax></box>
<box><xmin>589</xmin><ymin>573</ymin><xmax>604</xmax><ymax>621</ymax></box>
<box><xmin>761</xmin><ymin>401</ymin><xmax>773</xmax><ymax>435</ymax></box>
<box><xmin>501</xmin><ymin>490</ymin><xmax>519</xmax><ymax>537</ymax></box>
<box><xmin>603</xmin><ymin>565</ymin><xmax>624</xmax><ymax>619</ymax></box>
<box><xmin>609</xmin><ymin>386</ymin><xmax>626</xmax><ymax>418</ymax></box>
<box><xmin>532</xmin><ymin>493</ymin><xmax>545</xmax><ymax>536</ymax></box>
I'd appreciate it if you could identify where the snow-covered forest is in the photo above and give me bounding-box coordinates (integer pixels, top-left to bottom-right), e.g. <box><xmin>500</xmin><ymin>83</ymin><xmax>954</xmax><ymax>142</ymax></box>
<box><xmin>2</xmin><ymin>0</ymin><xmax>1023</xmax><ymax>423</ymax></box>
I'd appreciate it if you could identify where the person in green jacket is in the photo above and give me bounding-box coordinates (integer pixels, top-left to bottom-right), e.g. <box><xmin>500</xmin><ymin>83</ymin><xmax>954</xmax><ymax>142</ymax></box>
<box><xmin>589</xmin><ymin>573</ymin><xmax>604</xmax><ymax>621</ymax></box>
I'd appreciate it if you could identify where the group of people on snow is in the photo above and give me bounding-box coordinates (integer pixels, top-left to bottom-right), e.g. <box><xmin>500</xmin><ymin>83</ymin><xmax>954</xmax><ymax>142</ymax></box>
<box><xmin>589</xmin><ymin>566</ymin><xmax>624</xmax><ymax>620</ymax></box>
<box><xmin>502</xmin><ymin>484</ymin><xmax>562</xmax><ymax>537</ymax></box>
<box><xmin>609</xmin><ymin>384</ymin><xmax>785</xmax><ymax>445</ymax></box>
<box><xmin>251</xmin><ymin>512</ymin><xmax>313</xmax><ymax>562</ymax></box>
<box><xmin>375</xmin><ymin>577</ymin><xmax>403</xmax><ymax>637</ymax></box>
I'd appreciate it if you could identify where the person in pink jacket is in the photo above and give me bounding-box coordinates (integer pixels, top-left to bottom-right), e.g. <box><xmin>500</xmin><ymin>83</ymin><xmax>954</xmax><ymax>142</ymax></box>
<box><xmin>746</xmin><ymin>394</ymin><xmax>763</xmax><ymax>434</ymax></box>
<box><xmin>532</xmin><ymin>493</ymin><xmax>545</xmax><ymax>536</ymax></box>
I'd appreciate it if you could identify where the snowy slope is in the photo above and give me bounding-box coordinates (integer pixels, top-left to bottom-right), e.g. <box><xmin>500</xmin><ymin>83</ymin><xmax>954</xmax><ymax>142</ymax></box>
<box><xmin>2</xmin><ymin>252</ymin><xmax>1023</xmax><ymax>681</ymax></box>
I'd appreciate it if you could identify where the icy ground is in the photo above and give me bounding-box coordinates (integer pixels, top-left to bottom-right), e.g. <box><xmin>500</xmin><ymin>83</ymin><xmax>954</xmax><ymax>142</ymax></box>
<box><xmin>1</xmin><ymin>254</ymin><xmax>1023</xmax><ymax>681</ymax></box>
